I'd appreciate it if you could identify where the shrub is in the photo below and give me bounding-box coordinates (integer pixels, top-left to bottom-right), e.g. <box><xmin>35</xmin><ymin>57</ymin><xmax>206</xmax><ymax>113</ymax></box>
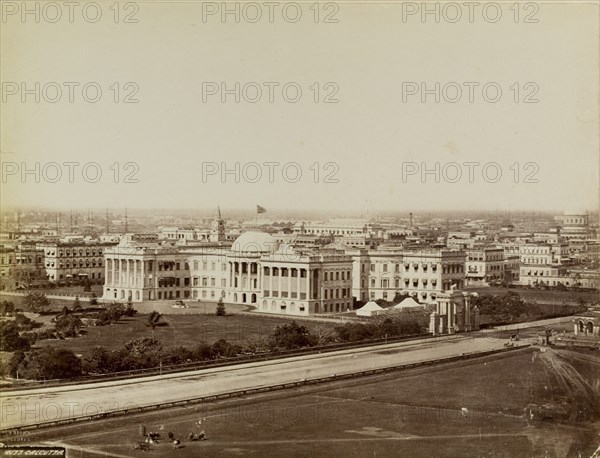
<box><xmin>269</xmin><ymin>321</ymin><xmax>316</xmax><ymax>350</ymax></box>
<box><xmin>15</xmin><ymin>347</ymin><xmax>82</xmax><ymax>380</ymax></box>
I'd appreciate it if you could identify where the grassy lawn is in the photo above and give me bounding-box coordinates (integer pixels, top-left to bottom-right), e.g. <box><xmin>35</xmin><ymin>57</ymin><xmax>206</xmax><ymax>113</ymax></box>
<box><xmin>19</xmin><ymin>349</ymin><xmax>600</xmax><ymax>458</ymax></box>
<box><xmin>34</xmin><ymin>313</ymin><xmax>338</xmax><ymax>357</ymax></box>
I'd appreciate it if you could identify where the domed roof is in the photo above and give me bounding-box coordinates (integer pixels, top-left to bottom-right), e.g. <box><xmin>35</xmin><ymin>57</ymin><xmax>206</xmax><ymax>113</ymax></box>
<box><xmin>232</xmin><ymin>231</ymin><xmax>278</xmax><ymax>253</ymax></box>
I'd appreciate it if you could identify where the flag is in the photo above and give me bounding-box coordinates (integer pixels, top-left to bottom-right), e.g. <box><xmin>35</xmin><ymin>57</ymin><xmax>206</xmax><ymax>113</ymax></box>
<box><xmin>256</xmin><ymin>205</ymin><xmax>266</xmax><ymax>214</ymax></box>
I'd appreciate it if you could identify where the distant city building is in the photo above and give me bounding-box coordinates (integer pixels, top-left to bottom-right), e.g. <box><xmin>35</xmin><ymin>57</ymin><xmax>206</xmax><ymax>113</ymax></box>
<box><xmin>561</xmin><ymin>210</ymin><xmax>591</xmax><ymax>240</ymax></box>
<box><xmin>348</xmin><ymin>248</ymin><xmax>466</xmax><ymax>303</ymax></box>
<box><xmin>465</xmin><ymin>247</ymin><xmax>505</xmax><ymax>286</ymax></box>
<box><xmin>39</xmin><ymin>241</ymin><xmax>116</xmax><ymax>283</ymax></box>
<box><xmin>0</xmin><ymin>242</ymin><xmax>45</xmax><ymax>286</ymax></box>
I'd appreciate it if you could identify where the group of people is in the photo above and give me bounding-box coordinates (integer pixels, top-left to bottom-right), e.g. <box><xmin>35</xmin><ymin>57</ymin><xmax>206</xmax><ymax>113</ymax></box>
<box><xmin>135</xmin><ymin>423</ymin><xmax>207</xmax><ymax>451</ymax></box>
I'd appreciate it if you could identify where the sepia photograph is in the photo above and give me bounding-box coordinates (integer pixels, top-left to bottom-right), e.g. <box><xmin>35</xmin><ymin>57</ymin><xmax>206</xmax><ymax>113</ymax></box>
<box><xmin>0</xmin><ymin>1</ymin><xmax>599</xmax><ymax>457</ymax></box>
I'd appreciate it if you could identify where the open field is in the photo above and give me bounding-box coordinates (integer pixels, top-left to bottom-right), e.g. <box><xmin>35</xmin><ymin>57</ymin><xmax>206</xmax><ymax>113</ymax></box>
<box><xmin>34</xmin><ymin>313</ymin><xmax>339</xmax><ymax>356</ymax></box>
<box><xmin>9</xmin><ymin>348</ymin><xmax>599</xmax><ymax>458</ymax></box>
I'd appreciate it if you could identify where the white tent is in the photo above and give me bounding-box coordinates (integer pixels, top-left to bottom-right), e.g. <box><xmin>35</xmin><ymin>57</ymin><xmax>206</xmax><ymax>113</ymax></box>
<box><xmin>356</xmin><ymin>301</ymin><xmax>384</xmax><ymax>317</ymax></box>
<box><xmin>392</xmin><ymin>297</ymin><xmax>423</xmax><ymax>310</ymax></box>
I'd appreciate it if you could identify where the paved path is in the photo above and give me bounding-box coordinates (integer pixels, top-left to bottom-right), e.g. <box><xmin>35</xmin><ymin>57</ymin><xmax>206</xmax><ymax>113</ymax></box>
<box><xmin>0</xmin><ymin>334</ymin><xmax>527</xmax><ymax>430</ymax></box>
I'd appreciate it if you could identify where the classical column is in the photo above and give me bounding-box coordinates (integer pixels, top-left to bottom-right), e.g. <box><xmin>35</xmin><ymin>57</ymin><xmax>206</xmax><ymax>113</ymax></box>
<box><xmin>279</xmin><ymin>266</ymin><xmax>283</xmax><ymax>297</ymax></box>
<box><xmin>296</xmin><ymin>268</ymin><xmax>301</xmax><ymax>299</ymax></box>
<box><xmin>268</xmin><ymin>266</ymin><xmax>273</xmax><ymax>295</ymax></box>
<box><xmin>141</xmin><ymin>260</ymin><xmax>145</xmax><ymax>288</ymax></box>
<box><xmin>305</xmin><ymin>269</ymin><xmax>310</xmax><ymax>300</ymax></box>
<box><xmin>133</xmin><ymin>259</ymin><xmax>138</xmax><ymax>288</ymax></box>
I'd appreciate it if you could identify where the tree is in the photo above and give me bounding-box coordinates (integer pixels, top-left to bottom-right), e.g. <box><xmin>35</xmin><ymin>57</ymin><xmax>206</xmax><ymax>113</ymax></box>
<box><xmin>83</xmin><ymin>346</ymin><xmax>113</xmax><ymax>374</ymax></box>
<box><xmin>0</xmin><ymin>322</ymin><xmax>29</xmax><ymax>351</ymax></box>
<box><xmin>216</xmin><ymin>298</ymin><xmax>226</xmax><ymax>316</ymax></box>
<box><xmin>55</xmin><ymin>314</ymin><xmax>84</xmax><ymax>338</ymax></box>
<box><xmin>0</xmin><ymin>301</ymin><xmax>15</xmax><ymax>316</ymax></box>
<box><xmin>145</xmin><ymin>311</ymin><xmax>163</xmax><ymax>338</ymax></box>
<box><xmin>124</xmin><ymin>338</ymin><xmax>163</xmax><ymax>368</ymax></box>
<box><xmin>125</xmin><ymin>337</ymin><xmax>163</xmax><ymax>357</ymax></box>
<box><xmin>22</xmin><ymin>292</ymin><xmax>49</xmax><ymax>312</ymax></box>
<box><xmin>269</xmin><ymin>321</ymin><xmax>316</xmax><ymax>350</ymax></box>
<box><xmin>15</xmin><ymin>347</ymin><xmax>82</xmax><ymax>380</ymax></box>
<box><xmin>211</xmin><ymin>339</ymin><xmax>242</xmax><ymax>358</ymax></box>
<box><xmin>90</xmin><ymin>293</ymin><xmax>98</xmax><ymax>306</ymax></box>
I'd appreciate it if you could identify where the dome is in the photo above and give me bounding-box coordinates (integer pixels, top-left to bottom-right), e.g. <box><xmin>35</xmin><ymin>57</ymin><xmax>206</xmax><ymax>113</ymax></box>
<box><xmin>232</xmin><ymin>231</ymin><xmax>278</xmax><ymax>253</ymax></box>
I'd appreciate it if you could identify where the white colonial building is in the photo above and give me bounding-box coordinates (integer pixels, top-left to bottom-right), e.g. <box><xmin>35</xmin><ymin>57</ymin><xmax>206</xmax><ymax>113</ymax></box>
<box><xmin>103</xmin><ymin>213</ymin><xmax>353</xmax><ymax>315</ymax></box>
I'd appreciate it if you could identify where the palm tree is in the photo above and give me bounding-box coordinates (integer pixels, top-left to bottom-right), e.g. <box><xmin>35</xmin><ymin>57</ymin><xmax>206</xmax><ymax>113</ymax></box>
<box><xmin>145</xmin><ymin>311</ymin><xmax>162</xmax><ymax>338</ymax></box>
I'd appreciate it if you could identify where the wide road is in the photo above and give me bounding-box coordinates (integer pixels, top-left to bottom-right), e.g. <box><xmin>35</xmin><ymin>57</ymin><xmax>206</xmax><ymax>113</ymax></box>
<box><xmin>0</xmin><ymin>334</ymin><xmax>529</xmax><ymax>430</ymax></box>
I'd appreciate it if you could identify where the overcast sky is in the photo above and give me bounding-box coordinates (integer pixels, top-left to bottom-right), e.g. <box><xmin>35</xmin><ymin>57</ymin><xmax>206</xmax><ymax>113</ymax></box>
<box><xmin>1</xmin><ymin>2</ymin><xmax>598</xmax><ymax>213</ymax></box>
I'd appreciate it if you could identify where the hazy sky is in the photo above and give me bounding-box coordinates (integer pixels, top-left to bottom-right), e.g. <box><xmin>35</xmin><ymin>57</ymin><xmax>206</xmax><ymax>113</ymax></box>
<box><xmin>1</xmin><ymin>1</ymin><xmax>598</xmax><ymax>213</ymax></box>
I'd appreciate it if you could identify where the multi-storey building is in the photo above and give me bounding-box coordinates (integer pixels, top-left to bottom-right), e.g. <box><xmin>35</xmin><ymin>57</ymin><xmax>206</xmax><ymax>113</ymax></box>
<box><xmin>104</xmin><ymin>244</ymin><xmax>192</xmax><ymax>301</ymax></box>
<box><xmin>0</xmin><ymin>243</ymin><xmax>44</xmax><ymax>286</ymax></box>
<box><xmin>293</xmin><ymin>219</ymin><xmax>384</xmax><ymax>237</ymax></box>
<box><xmin>402</xmin><ymin>249</ymin><xmax>466</xmax><ymax>302</ymax></box>
<box><xmin>561</xmin><ymin>210</ymin><xmax>592</xmax><ymax>240</ymax></box>
<box><xmin>519</xmin><ymin>242</ymin><xmax>570</xmax><ymax>286</ymax></box>
<box><xmin>103</xmin><ymin>229</ymin><xmax>353</xmax><ymax>316</ymax></box>
<box><xmin>38</xmin><ymin>241</ymin><xmax>116</xmax><ymax>284</ymax></box>
<box><xmin>348</xmin><ymin>248</ymin><xmax>466</xmax><ymax>303</ymax></box>
<box><xmin>519</xmin><ymin>242</ymin><xmax>568</xmax><ymax>266</ymax></box>
<box><xmin>465</xmin><ymin>247</ymin><xmax>505</xmax><ymax>286</ymax></box>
